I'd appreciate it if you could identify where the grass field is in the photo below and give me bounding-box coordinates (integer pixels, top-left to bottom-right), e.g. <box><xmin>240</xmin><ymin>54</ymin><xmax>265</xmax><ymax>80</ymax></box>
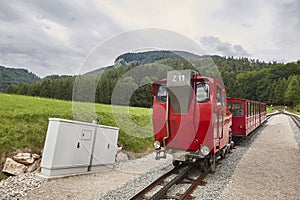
<box><xmin>0</xmin><ymin>93</ymin><xmax>154</xmax><ymax>164</ymax></box>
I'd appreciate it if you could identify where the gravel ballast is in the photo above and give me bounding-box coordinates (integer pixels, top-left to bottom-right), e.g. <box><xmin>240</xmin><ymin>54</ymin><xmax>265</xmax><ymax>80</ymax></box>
<box><xmin>0</xmin><ymin>173</ymin><xmax>44</xmax><ymax>200</ymax></box>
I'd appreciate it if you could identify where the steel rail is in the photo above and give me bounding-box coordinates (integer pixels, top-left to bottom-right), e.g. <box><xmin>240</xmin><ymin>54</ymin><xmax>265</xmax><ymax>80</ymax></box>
<box><xmin>150</xmin><ymin>164</ymin><xmax>196</xmax><ymax>200</ymax></box>
<box><xmin>129</xmin><ymin>165</ymin><xmax>183</xmax><ymax>200</ymax></box>
<box><xmin>291</xmin><ymin>115</ymin><xmax>300</xmax><ymax>128</ymax></box>
<box><xmin>178</xmin><ymin>168</ymin><xmax>211</xmax><ymax>200</ymax></box>
<box><xmin>283</xmin><ymin>112</ymin><xmax>300</xmax><ymax>129</ymax></box>
<box><xmin>130</xmin><ymin>162</ymin><xmax>205</xmax><ymax>200</ymax></box>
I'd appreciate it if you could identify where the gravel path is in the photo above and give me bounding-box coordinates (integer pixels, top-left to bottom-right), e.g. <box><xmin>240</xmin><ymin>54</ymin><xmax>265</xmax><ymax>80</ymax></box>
<box><xmin>24</xmin><ymin>153</ymin><xmax>172</xmax><ymax>200</ymax></box>
<box><xmin>0</xmin><ymin>153</ymin><xmax>172</xmax><ymax>200</ymax></box>
<box><xmin>221</xmin><ymin>114</ymin><xmax>300</xmax><ymax>199</ymax></box>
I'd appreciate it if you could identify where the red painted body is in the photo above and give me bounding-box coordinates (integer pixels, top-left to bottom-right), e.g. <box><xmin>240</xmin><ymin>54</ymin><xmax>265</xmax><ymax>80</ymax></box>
<box><xmin>152</xmin><ymin>75</ymin><xmax>232</xmax><ymax>156</ymax></box>
<box><xmin>227</xmin><ymin>98</ymin><xmax>266</xmax><ymax>137</ymax></box>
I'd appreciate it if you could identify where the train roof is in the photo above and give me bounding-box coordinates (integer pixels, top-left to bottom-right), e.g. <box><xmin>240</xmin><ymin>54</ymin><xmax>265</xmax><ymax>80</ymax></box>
<box><xmin>227</xmin><ymin>97</ymin><xmax>266</xmax><ymax>105</ymax></box>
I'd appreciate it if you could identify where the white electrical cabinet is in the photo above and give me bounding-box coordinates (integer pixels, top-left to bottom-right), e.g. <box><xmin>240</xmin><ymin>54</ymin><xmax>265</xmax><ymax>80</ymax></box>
<box><xmin>41</xmin><ymin>118</ymin><xmax>119</xmax><ymax>177</ymax></box>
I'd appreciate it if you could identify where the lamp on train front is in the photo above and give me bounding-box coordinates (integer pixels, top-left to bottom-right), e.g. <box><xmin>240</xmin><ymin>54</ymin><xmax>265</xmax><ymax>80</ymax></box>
<box><xmin>200</xmin><ymin>145</ymin><xmax>210</xmax><ymax>157</ymax></box>
<box><xmin>154</xmin><ymin>141</ymin><xmax>161</xmax><ymax>149</ymax></box>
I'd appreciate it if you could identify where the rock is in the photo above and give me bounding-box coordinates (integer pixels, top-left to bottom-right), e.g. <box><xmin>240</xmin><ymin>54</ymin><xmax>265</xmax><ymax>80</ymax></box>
<box><xmin>117</xmin><ymin>146</ymin><xmax>123</xmax><ymax>153</ymax></box>
<box><xmin>32</xmin><ymin>153</ymin><xmax>40</xmax><ymax>160</ymax></box>
<box><xmin>13</xmin><ymin>153</ymin><xmax>39</xmax><ymax>165</ymax></box>
<box><xmin>116</xmin><ymin>151</ymin><xmax>129</xmax><ymax>162</ymax></box>
<box><xmin>26</xmin><ymin>159</ymin><xmax>41</xmax><ymax>173</ymax></box>
<box><xmin>2</xmin><ymin>158</ymin><xmax>27</xmax><ymax>176</ymax></box>
<box><xmin>13</xmin><ymin>153</ymin><xmax>34</xmax><ymax>165</ymax></box>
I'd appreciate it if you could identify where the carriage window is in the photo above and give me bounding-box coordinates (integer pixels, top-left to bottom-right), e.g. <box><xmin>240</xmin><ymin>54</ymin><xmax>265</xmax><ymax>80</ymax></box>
<box><xmin>229</xmin><ymin>103</ymin><xmax>244</xmax><ymax>116</ymax></box>
<box><xmin>196</xmin><ymin>83</ymin><xmax>209</xmax><ymax>102</ymax></box>
<box><xmin>216</xmin><ymin>86</ymin><xmax>222</xmax><ymax>103</ymax></box>
<box><xmin>222</xmin><ymin>91</ymin><xmax>226</xmax><ymax>107</ymax></box>
<box><xmin>247</xmin><ymin>102</ymin><xmax>250</xmax><ymax>117</ymax></box>
<box><xmin>156</xmin><ymin>86</ymin><xmax>167</xmax><ymax>102</ymax></box>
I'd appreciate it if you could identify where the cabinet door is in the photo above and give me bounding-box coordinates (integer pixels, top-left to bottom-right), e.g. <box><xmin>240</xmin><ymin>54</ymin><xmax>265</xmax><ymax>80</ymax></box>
<box><xmin>72</xmin><ymin>125</ymin><xmax>94</xmax><ymax>166</ymax></box>
<box><xmin>92</xmin><ymin>127</ymin><xmax>118</xmax><ymax>165</ymax></box>
<box><xmin>52</xmin><ymin>123</ymin><xmax>94</xmax><ymax>167</ymax></box>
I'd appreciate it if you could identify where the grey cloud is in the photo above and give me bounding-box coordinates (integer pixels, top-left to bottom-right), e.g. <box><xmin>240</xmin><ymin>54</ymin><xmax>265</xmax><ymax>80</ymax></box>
<box><xmin>266</xmin><ymin>0</ymin><xmax>300</xmax><ymax>61</ymax></box>
<box><xmin>209</xmin><ymin>0</ymin><xmax>300</xmax><ymax>62</ymax></box>
<box><xmin>200</xmin><ymin>36</ymin><xmax>251</xmax><ymax>57</ymax></box>
<box><xmin>213</xmin><ymin>0</ymin><xmax>262</xmax><ymax>27</ymax></box>
<box><xmin>271</xmin><ymin>1</ymin><xmax>300</xmax><ymax>45</ymax></box>
<box><xmin>0</xmin><ymin>0</ymin><xmax>122</xmax><ymax>77</ymax></box>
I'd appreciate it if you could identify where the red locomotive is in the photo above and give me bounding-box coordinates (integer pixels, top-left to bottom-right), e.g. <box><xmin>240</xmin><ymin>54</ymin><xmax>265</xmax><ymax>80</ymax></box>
<box><xmin>152</xmin><ymin>70</ymin><xmax>266</xmax><ymax>169</ymax></box>
<box><xmin>152</xmin><ymin>70</ymin><xmax>233</xmax><ymax>169</ymax></box>
<box><xmin>227</xmin><ymin>98</ymin><xmax>266</xmax><ymax>138</ymax></box>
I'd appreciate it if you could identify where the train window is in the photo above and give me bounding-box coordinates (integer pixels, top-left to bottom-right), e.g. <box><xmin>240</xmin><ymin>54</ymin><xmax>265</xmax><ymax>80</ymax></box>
<box><xmin>156</xmin><ymin>86</ymin><xmax>167</xmax><ymax>102</ymax></box>
<box><xmin>196</xmin><ymin>82</ymin><xmax>209</xmax><ymax>102</ymax></box>
<box><xmin>222</xmin><ymin>91</ymin><xmax>226</xmax><ymax>107</ymax></box>
<box><xmin>247</xmin><ymin>102</ymin><xmax>250</xmax><ymax>117</ymax></box>
<box><xmin>229</xmin><ymin>103</ymin><xmax>244</xmax><ymax>116</ymax></box>
<box><xmin>216</xmin><ymin>86</ymin><xmax>222</xmax><ymax>104</ymax></box>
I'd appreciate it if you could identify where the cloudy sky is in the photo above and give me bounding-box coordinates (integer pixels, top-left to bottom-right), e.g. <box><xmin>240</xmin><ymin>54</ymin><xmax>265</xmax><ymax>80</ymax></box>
<box><xmin>0</xmin><ymin>0</ymin><xmax>299</xmax><ymax>77</ymax></box>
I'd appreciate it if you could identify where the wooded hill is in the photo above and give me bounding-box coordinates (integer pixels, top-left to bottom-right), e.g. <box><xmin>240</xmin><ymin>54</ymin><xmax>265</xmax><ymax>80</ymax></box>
<box><xmin>5</xmin><ymin>51</ymin><xmax>300</xmax><ymax>110</ymax></box>
<box><xmin>0</xmin><ymin>66</ymin><xmax>40</xmax><ymax>92</ymax></box>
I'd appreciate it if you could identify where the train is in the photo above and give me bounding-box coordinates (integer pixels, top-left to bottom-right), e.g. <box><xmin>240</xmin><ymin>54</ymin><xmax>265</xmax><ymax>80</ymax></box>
<box><xmin>151</xmin><ymin>70</ymin><xmax>266</xmax><ymax>170</ymax></box>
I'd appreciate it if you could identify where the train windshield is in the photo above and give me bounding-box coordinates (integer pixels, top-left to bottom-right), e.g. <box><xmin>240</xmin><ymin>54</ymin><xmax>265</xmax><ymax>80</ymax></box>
<box><xmin>228</xmin><ymin>103</ymin><xmax>244</xmax><ymax>116</ymax></box>
<box><xmin>156</xmin><ymin>85</ymin><xmax>167</xmax><ymax>102</ymax></box>
<box><xmin>196</xmin><ymin>82</ymin><xmax>209</xmax><ymax>102</ymax></box>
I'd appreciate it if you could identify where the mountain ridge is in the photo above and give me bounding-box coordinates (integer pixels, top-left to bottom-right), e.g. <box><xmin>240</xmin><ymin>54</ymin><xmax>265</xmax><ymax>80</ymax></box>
<box><xmin>0</xmin><ymin>66</ymin><xmax>41</xmax><ymax>92</ymax></box>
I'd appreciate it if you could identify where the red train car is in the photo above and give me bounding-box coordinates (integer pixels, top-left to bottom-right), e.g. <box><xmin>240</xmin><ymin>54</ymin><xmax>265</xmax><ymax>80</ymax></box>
<box><xmin>152</xmin><ymin>70</ymin><xmax>233</xmax><ymax>168</ymax></box>
<box><xmin>227</xmin><ymin>98</ymin><xmax>266</xmax><ymax>137</ymax></box>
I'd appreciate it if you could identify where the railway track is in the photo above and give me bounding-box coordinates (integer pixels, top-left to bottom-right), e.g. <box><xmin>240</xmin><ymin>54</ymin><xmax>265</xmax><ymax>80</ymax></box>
<box><xmin>130</xmin><ymin>162</ymin><xmax>210</xmax><ymax>200</ymax></box>
<box><xmin>282</xmin><ymin>112</ymin><xmax>300</xmax><ymax>129</ymax></box>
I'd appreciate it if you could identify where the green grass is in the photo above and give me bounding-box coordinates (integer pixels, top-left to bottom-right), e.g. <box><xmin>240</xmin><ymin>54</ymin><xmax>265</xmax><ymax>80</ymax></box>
<box><xmin>0</xmin><ymin>93</ymin><xmax>154</xmax><ymax>161</ymax></box>
<box><xmin>267</xmin><ymin>106</ymin><xmax>274</xmax><ymax>114</ymax></box>
<box><xmin>267</xmin><ymin>105</ymin><xmax>300</xmax><ymax>115</ymax></box>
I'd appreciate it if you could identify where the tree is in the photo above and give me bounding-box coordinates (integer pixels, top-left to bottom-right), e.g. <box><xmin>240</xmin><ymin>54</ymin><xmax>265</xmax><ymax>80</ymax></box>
<box><xmin>268</xmin><ymin>80</ymin><xmax>277</xmax><ymax>105</ymax></box>
<box><xmin>112</xmin><ymin>76</ymin><xmax>138</xmax><ymax>106</ymax></box>
<box><xmin>273</xmin><ymin>78</ymin><xmax>288</xmax><ymax>105</ymax></box>
<box><xmin>285</xmin><ymin>75</ymin><xmax>300</xmax><ymax>107</ymax></box>
<box><xmin>6</xmin><ymin>85</ymin><xmax>17</xmax><ymax>94</ymax></box>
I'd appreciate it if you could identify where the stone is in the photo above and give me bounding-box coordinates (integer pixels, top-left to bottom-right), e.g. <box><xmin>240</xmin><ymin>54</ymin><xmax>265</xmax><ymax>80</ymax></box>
<box><xmin>32</xmin><ymin>153</ymin><xmax>40</xmax><ymax>160</ymax></box>
<box><xmin>117</xmin><ymin>146</ymin><xmax>123</xmax><ymax>153</ymax></box>
<box><xmin>2</xmin><ymin>158</ymin><xmax>27</xmax><ymax>176</ymax></box>
<box><xmin>26</xmin><ymin>159</ymin><xmax>41</xmax><ymax>173</ymax></box>
<box><xmin>13</xmin><ymin>153</ymin><xmax>39</xmax><ymax>165</ymax></box>
<box><xmin>116</xmin><ymin>151</ymin><xmax>129</xmax><ymax>162</ymax></box>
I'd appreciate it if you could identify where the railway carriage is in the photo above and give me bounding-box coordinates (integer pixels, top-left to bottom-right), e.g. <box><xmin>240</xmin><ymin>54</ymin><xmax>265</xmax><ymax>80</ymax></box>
<box><xmin>227</xmin><ymin>98</ymin><xmax>266</xmax><ymax>138</ymax></box>
<box><xmin>152</xmin><ymin>70</ymin><xmax>233</xmax><ymax>168</ymax></box>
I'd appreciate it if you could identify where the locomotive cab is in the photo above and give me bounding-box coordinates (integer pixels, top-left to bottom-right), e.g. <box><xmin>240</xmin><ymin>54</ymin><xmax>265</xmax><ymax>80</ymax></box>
<box><xmin>152</xmin><ymin>70</ymin><xmax>232</xmax><ymax>166</ymax></box>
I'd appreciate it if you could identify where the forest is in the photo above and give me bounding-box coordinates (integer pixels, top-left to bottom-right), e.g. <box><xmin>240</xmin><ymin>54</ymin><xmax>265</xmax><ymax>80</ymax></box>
<box><xmin>0</xmin><ymin>66</ymin><xmax>40</xmax><ymax>92</ymax></box>
<box><xmin>5</xmin><ymin>51</ymin><xmax>300</xmax><ymax>111</ymax></box>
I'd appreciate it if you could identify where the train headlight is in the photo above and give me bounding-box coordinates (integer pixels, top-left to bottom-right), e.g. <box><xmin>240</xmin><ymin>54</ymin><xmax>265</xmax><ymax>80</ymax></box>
<box><xmin>200</xmin><ymin>145</ymin><xmax>210</xmax><ymax>156</ymax></box>
<box><xmin>154</xmin><ymin>141</ymin><xmax>161</xmax><ymax>149</ymax></box>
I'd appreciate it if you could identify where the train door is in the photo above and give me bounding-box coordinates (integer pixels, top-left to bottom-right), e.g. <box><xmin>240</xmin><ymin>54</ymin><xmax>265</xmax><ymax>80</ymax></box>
<box><xmin>246</xmin><ymin>101</ymin><xmax>250</xmax><ymax>134</ymax></box>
